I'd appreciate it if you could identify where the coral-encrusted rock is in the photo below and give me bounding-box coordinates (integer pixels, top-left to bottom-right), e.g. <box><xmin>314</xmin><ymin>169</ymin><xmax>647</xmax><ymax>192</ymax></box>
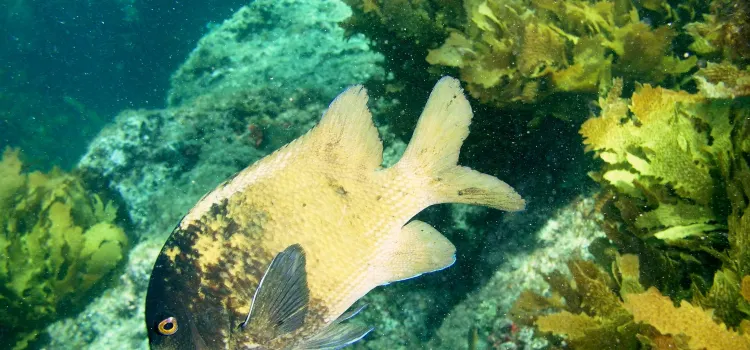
<box><xmin>167</xmin><ymin>0</ymin><xmax>384</xmax><ymax>107</ymax></box>
<box><xmin>78</xmin><ymin>0</ymin><xmax>384</xmax><ymax>237</ymax></box>
<box><xmin>428</xmin><ymin>198</ymin><xmax>605</xmax><ymax>350</ymax></box>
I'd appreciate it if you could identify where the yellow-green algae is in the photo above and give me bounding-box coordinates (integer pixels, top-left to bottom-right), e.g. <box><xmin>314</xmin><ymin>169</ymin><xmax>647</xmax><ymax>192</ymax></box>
<box><xmin>0</xmin><ymin>148</ymin><xmax>129</xmax><ymax>347</ymax></box>
<box><xmin>512</xmin><ymin>255</ymin><xmax>750</xmax><ymax>349</ymax></box>
<box><xmin>345</xmin><ymin>0</ymin><xmax>721</xmax><ymax>108</ymax></box>
<box><xmin>510</xmin><ymin>67</ymin><xmax>750</xmax><ymax>348</ymax></box>
<box><xmin>346</xmin><ymin>0</ymin><xmax>749</xmax><ymax>111</ymax></box>
<box><xmin>426</xmin><ymin>0</ymin><xmax>700</xmax><ymax>106</ymax></box>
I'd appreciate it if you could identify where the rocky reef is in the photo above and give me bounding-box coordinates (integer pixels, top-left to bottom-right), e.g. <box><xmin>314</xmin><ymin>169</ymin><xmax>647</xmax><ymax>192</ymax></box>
<box><xmin>26</xmin><ymin>0</ymin><xmax>597</xmax><ymax>348</ymax></box>
<box><xmin>428</xmin><ymin>198</ymin><xmax>605</xmax><ymax>350</ymax></box>
<box><xmin>340</xmin><ymin>0</ymin><xmax>750</xmax><ymax>349</ymax></box>
<box><xmin>78</xmin><ymin>0</ymin><xmax>385</xmax><ymax>235</ymax></box>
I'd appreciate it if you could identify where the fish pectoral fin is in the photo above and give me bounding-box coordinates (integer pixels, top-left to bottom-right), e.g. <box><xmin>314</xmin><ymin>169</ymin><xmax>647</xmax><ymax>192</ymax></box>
<box><xmin>374</xmin><ymin>220</ymin><xmax>456</xmax><ymax>285</ymax></box>
<box><xmin>240</xmin><ymin>244</ymin><xmax>309</xmax><ymax>339</ymax></box>
<box><xmin>294</xmin><ymin>305</ymin><xmax>373</xmax><ymax>350</ymax></box>
<box><xmin>307</xmin><ymin>84</ymin><xmax>383</xmax><ymax>171</ymax></box>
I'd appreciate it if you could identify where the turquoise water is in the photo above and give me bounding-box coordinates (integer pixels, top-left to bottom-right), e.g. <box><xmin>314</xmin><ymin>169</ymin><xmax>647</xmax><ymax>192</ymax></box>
<box><xmin>1</xmin><ymin>0</ymin><xmax>748</xmax><ymax>349</ymax></box>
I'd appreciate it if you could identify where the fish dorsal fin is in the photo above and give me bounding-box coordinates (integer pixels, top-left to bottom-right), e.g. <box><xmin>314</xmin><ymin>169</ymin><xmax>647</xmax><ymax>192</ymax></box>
<box><xmin>307</xmin><ymin>85</ymin><xmax>383</xmax><ymax>171</ymax></box>
<box><xmin>372</xmin><ymin>220</ymin><xmax>456</xmax><ymax>285</ymax></box>
<box><xmin>294</xmin><ymin>305</ymin><xmax>373</xmax><ymax>350</ymax></box>
<box><xmin>240</xmin><ymin>244</ymin><xmax>309</xmax><ymax>340</ymax></box>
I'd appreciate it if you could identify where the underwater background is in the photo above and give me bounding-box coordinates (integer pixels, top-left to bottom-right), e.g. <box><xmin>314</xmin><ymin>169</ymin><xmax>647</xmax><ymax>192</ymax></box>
<box><xmin>1</xmin><ymin>0</ymin><xmax>749</xmax><ymax>349</ymax></box>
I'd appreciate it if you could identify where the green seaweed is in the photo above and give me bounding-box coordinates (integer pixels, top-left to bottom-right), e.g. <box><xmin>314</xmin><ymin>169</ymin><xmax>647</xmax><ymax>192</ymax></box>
<box><xmin>511</xmin><ymin>257</ymin><xmax>644</xmax><ymax>349</ymax></box>
<box><xmin>517</xmin><ymin>62</ymin><xmax>749</xmax><ymax>349</ymax></box>
<box><xmin>684</xmin><ymin>0</ymin><xmax>750</xmax><ymax>64</ymax></box>
<box><xmin>509</xmin><ymin>51</ymin><xmax>750</xmax><ymax>347</ymax></box>
<box><xmin>579</xmin><ymin>79</ymin><xmax>740</xmax><ymax>299</ymax></box>
<box><xmin>345</xmin><ymin>0</ymin><xmax>702</xmax><ymax>108</ymax></box>
<box><xmin>0</xmin><ymin>148</ymin><xmax>129</xmax><ymax>347</ymax></box>
<box><xmin>514</xmin><ymin>254</ymin><xmax>750</xmax><ymax>349</ymax></box>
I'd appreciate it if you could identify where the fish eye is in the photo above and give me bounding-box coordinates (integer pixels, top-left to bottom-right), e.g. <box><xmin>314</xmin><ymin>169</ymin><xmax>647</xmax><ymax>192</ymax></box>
<box><xmin>157</xmin><ymin>317</ymin><xmax>179</xmax><ymax>336</ymax></box>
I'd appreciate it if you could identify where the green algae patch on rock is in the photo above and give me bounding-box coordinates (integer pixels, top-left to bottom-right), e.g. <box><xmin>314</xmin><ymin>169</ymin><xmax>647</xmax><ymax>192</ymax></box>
<box><xmin>0</xmin><ymin>148</ymin><xmax>129</xmax><ymax>347</ymax></box>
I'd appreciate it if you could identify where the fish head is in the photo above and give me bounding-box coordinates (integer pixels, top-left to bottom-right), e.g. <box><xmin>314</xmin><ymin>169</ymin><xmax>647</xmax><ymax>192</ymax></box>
<box><xmin>145</xmin><ymin>239</ymin><xmax>230</xmax><ymax>350</ymax></box>
<box><xmin>145</xmin><ymin>253</ymin><xmax>203</xmax><ymax>349</ymax></box>
<box><xmin>144</xmin><ymin>240</ymin><xmax>305</xmax><ymax>350</ymax></box>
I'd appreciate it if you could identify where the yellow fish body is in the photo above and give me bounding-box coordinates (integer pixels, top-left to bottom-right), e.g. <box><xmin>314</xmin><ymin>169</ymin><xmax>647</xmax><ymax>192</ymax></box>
<box><xmin>145</xmin><ymin>77</ymin><xmax>524</xmax><ymax>349</ymax></box>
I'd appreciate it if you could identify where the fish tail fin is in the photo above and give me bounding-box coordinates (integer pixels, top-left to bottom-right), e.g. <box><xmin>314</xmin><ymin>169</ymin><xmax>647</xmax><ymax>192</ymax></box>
<box><xmin>395</xmin><ymin>76</ymin><xmax>525</xmax><ymax>211</ymax></box>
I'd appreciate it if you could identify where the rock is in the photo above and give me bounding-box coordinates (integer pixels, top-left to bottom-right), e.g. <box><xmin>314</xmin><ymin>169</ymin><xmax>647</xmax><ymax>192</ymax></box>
<box><xmin>77</xmin><ymin>0</ymin><xmax>384</xmax><ymax>237</ymax></box>
<box><xmin>428</xmin><ymin>197</ymin><xmax>604</xmax><ymax>350</ymax></box>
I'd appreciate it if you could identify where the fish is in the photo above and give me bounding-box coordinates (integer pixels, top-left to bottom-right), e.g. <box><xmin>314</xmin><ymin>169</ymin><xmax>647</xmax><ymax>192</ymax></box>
<box><xmin>145</xmin><ymin>76</ymin><xmax>525</xmax><ymax>349</ymax></box>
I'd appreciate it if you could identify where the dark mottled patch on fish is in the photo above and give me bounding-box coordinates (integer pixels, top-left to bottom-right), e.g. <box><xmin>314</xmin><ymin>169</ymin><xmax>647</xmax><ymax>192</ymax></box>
<box><xmin>208</xmin><ymin>200</ymin><xmax>230</xmax><ymax>218</ymax></box>
<box><xmin>146</xmin><ymin>223</ymin><xmax>234</xmax><ymax>349</ymax></box>
<box><xmin>149</xmin><ymin>194</ymin><xmax>338</xmax><ymax>348</ymax></box>
<box><xmin>326</xmin><ymin>175</ymin><xmax>348</xmax><ymax>197</ymax></box>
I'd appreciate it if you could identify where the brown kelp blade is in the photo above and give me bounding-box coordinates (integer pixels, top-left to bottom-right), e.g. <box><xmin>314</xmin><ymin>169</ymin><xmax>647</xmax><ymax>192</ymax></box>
<box><xmin>241</xmin><ymin>244</ymin><xmax>309</xmax><ymax>339</ymax></box>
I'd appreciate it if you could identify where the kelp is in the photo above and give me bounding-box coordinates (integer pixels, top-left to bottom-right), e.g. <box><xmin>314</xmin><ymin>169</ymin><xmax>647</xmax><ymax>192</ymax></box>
<box><xmin>0</xmin><ymin>148</ymin><xmax>129</xmax><ymax>347</ymax></box>
<box><xmin>579</xmin><ymin>79</ymin><xmax>737</xmax><ymax>299</ymax></box>
<box><xmin>695</xmin><ymin>62</ymin><xmax>750</xmax><ymax>99</ymax></box>
<box><xmin>510</xmin><ymin>255</ymin><xmax>640</xmax><ymax>349</ymax></box>
<box><xmin>513</xmin><ymin>255</ymin><xmax>750</xmax><ymax>349</ymax></box>
<box><xmin>424</xmin><ymin>0</ymin><xmax>697</xmax><ymax>107</ymax></box>
<box><xmin>624</xmin><ymin>287</ymin><xmax>750</xmax><ymax>349</ymax></box>
<box><xmin>684</xmin><ymin>0</ymin><xmax>750</xmax><ymax>64</ymax></box>
<box><xmin>515</xmin><ymin>58</ymin><xmax>750</xmax><ymax>347</ymax></box>
<box><xmin>342</xmin><ymin>0</ymin><xmax>743</xmax><ymax>112</ymax></box>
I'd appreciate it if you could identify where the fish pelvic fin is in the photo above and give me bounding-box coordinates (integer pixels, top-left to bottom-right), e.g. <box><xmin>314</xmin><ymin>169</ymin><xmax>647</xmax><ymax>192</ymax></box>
<box><xmin>307</xmin><ymin>84</ymin><xmax>383</xmax><ymax>171</ymax></box>
<box><xmin>294</xmin><ymin>305</ymin><xmax>372</xmax><ymax>350</ymax></box>
<box><xmin>372</xmin><ymin>220</ymin><xmax>456</xmax><ymax>285</ymax></box>
<box><xmin>395</xmin><ymin>76</ymin><xmax>525</xmax><ymax>211</ymax></box>
<box><xmin>241</xmin><ymin>244</ymin><xmax>309</xmax><ymax>341</ymax></box>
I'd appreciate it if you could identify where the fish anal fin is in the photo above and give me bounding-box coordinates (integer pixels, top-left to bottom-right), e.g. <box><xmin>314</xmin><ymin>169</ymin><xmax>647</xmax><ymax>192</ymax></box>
<box><xmin>308</xmin><ymin>85</ymin><xmax>383</xmax><ymax>171</ymax></box>
<box><xmin>241</xmin><ymin>244</ymin><xmax>309</xmax><ymax>340</ymax></box>
<box><xmin>374</xmin><ymin>220</ymin><xmax>456</xmax><ymax>285</ymax></box>
<box><xmin>394</xmin><ymin>76</ymin><xmax>525</xmax><ymax>212</ymax></box>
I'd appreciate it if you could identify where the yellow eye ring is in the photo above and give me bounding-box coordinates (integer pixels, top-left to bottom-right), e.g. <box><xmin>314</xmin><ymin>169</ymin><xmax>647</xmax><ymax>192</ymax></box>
<box><xmin>158</xmin><ymin>317</ymin><xmax>178</xmax><ymax>335</ymax></box>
